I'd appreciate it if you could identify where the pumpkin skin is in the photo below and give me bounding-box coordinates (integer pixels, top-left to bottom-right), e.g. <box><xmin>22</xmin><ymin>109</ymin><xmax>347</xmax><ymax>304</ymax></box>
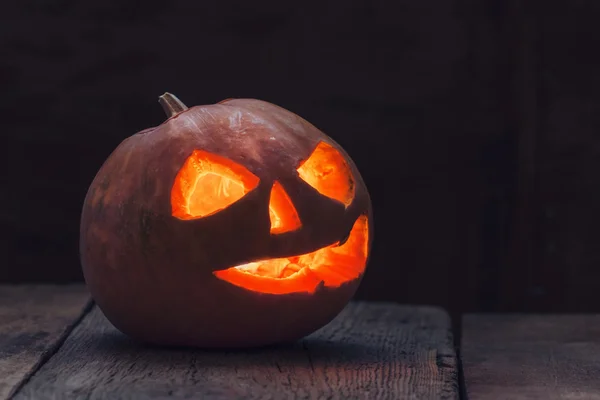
<box><xmin>80</xmin><ymin>95</ymin><xmax>373</xmax><ymax>348</ymax></box>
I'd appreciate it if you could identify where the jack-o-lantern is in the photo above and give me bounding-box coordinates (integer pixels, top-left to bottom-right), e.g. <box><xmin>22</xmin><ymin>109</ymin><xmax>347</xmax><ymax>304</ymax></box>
<box><xmin>80</xmin><ymin>93</ymin><xmax>373</xmax><ymax>348</ymax></box>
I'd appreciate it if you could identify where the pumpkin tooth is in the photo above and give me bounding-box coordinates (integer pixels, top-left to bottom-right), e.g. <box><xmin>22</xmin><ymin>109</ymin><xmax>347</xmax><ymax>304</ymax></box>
<box><xmin>280</xmin><ymin>262</ymin><xmax>302</xmax><ymax>278</ymax></box>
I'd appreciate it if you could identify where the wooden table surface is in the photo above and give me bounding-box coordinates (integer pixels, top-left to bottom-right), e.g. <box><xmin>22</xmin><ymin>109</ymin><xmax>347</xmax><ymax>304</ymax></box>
<box><xmin>462</xmin><ymin>314</ymin><xmax>600</xmax><ymax>400</ymax></box>
<box><xmin>0</xmin><ymin>285</ymin><xmax>458</xmax><ymax>400</ymax></box>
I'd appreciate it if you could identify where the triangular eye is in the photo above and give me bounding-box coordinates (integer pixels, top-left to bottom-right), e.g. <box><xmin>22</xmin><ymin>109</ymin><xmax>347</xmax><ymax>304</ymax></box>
<box><xmin>171</xmin><ymin>150</ymin><xmax>260</xmax><ymax>220</ymax></box>
<box><xmin>269</xmin><ymin>181</ymin><xmax>302</xmax><ymax>234</ymax></box>
<box><xmin>297</xmin><ymin>141</ymin><xmax>355</xmax><ymax>207</ymax></box>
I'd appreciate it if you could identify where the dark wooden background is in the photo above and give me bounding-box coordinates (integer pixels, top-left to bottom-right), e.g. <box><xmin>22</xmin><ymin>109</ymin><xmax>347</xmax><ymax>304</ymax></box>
<box><xmin>2</xmin><ymin>0</ymin><xmax>600</xmax><ymax>320</ymax></box>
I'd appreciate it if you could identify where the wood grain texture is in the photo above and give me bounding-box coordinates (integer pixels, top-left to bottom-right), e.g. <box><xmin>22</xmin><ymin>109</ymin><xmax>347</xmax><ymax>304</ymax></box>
<box><xmin>462</xmin><ymin>313</ymin><xmax>600</xmax><ymax>399</ymax></box>
<box><xmin>15</xmin><ymin>302</ymin><xmax>458</xmax><ymax>399</ymax></box>
<box><xmin>0</xmin><ymin>285</ymin><xmax>91</xmax><ymax>400</ymax></box>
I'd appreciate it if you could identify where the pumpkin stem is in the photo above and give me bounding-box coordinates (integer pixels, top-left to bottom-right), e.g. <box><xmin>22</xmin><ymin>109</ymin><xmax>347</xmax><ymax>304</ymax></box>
<box><xmin>158</xmin><ymin>93</ymin><xmax>188</xmax><ymax>117</ymax></box>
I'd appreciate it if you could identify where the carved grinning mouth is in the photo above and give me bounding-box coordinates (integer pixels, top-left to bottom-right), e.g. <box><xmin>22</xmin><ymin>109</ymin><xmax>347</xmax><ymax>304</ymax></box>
<box><xmin>213</xmin><ymin>215</ymin><xmax>369</xmax><ymax>295</ymax></box>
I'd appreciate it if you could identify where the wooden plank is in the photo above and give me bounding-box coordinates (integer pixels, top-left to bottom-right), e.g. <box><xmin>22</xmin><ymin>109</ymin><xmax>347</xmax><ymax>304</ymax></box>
<box><xmin>0</xmin><ymin>285</ymin><xmax>91</xmax><ymax>400</ymax></box>
<box><xmin>462</xmin><ymin>314</ymin><xmax>600</xmax><ymax>399</ymax></box>
<box><xmin>15</xmin><ymin>302</ymin><xmax>458</xmax><ymax>399</ymax></box>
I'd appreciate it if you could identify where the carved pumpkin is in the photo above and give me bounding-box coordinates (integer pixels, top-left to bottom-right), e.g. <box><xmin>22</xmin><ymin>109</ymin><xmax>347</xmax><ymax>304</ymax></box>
<box><xmin>80</xmin><ymin>93</ymin><xmax>373</xmax><ymax>348</ymax></box>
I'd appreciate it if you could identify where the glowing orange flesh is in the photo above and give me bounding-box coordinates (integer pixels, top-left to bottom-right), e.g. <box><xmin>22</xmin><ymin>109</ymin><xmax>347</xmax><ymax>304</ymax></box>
<box><xmin>171</xmin><ymin>150</ymin><xmax>259</xmax><ymax>220</ymax></box>
<box><xmin>213</xmin><ymin>215</ymin><xmax>369</xmax><ymax>294</ymax></box>
<box><xmin>269</xmin><ymin>181</ymin><xmax>302</xmax><ymax>234</ymax></box>
<box><xmin>297</xmin><ymin>141</ymin><xmax>355</xmax><ymax>207</ymax></box>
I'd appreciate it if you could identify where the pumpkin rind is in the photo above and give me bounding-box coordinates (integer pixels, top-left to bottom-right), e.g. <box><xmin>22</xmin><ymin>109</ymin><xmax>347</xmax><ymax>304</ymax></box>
<box><xmin>80</xmin><ymin>96</ymin><xmax>373</xmax><ymax>348</ymax></box>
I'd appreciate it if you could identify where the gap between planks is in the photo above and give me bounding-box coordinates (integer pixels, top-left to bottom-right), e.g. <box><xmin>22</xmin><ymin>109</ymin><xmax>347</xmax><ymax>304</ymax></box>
<box><xmin>0</xmin><ymin>285</ymin><xmax>92</xmax><ymax>400</ymax></box>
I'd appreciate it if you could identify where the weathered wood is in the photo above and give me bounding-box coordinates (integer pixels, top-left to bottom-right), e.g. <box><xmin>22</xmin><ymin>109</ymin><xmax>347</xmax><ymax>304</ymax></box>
<box><xmin>462</xmin><ymin>314</ymin><xmax>600</xmax><ymax>399</ymax></box>
<box><xmin>15</xmin><ymin>302</ymin><xmax>458</xmax><ymax>399</ymax></box>
<box><xmin>0</xmin><ymin>285</ymin><xmax>91</xmax><ymax>400</ymax></box>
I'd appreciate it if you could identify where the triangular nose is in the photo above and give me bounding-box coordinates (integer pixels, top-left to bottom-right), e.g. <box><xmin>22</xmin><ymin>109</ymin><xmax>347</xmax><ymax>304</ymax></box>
<box><xmin>269</xmin><ymin>181</ymin><xmax>302</xmax><ymax>234</ymax></box>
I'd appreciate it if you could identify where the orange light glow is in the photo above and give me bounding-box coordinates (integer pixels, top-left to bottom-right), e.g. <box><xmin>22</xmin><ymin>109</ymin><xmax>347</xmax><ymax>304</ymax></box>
<box><xmin>213</xmin><ymin>215</ymin><xmax>369</xmax><ymax>294</ymax></box>
<box><xmin>297</xmin><ymin>141</ymin><xmax>355</xmax><ymax>207</ymax></box>
<box><xmin>171</xmin><ymin>150</ymin><xmax>260</xmax><ymax>220</ymax></box>
<box><xmin>269</xmin><ymin>181</ymin><xmax>302</xmax><ymax>234</ymax></box>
